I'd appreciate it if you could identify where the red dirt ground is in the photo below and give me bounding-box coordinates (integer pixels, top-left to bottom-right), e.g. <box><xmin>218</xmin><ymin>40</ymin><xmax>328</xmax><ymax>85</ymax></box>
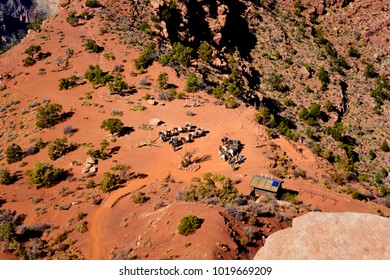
<box><xmin>0</xmin><ymin>1</ymin><xmax>389</xmax><ymax>260</ymax></box>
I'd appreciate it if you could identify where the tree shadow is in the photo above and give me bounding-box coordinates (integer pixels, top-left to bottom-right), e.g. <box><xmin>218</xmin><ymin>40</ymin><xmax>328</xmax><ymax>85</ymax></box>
<box><xmin>194</xmin><ymin>154</ymin><xmax>211</xmax><ymax>163</ymax></box>
<box><xmin>129</xmin><ymin>172</ymin><xmax>148</xmax><ymax>180</ymax></box>
<box><xmin>278</xmin><ymin>189</ymin><xmax>300</xmax><ymax>200</ymax></box>
<box><xmin>114</xmin><ymin>86</ymin><xmax>138</xmax><ymax>97</ymax></box>
<box><xmin>167</xmin><ymin>83</ymin><xmax>178</xmax><ymax>89</ymax></box>
<box><xmin>109</xmin><ymin>146</ymin><xmax>121</xmax><ymax>155</ymax></box>
<box><xmin>0</xmin><ymin>198</ymin><xmax>6</xmax><ymax>207</ymax></box>
<box><xmin>60</xmin><ymin>111</ymin><xmax>74</xmax><ymax>122</ymax></box>
<box><xmin>341</xmin><ymin>135</ymin><xmax>357</xmax><ymax>146</ymax></box>
<box><xmin>118</xmin><ymin>126</ymin><xmax>135</xmax><ymax>137</ymax></box>
<box><xmin>36</xmin><ymin>52</ymin><xmax>51</xmax><ymax>61</ymax></box>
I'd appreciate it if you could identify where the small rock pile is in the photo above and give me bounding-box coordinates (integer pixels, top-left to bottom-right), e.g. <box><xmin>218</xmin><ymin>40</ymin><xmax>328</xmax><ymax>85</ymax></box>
<box><xmin>81</xmin><ymin>156</ymin><xmax>97</xmax><ymax>175</ymax></box>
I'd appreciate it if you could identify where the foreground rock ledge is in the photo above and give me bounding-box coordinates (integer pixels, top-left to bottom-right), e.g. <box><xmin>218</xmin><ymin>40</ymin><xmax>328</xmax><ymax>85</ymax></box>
<box><xmin>254</xmin><ymin>212</ymin><xmax>390</xmax><ymax>260</ymax></box>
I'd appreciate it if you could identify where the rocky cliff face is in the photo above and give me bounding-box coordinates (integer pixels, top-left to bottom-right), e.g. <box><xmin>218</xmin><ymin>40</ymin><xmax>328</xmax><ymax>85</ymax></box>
<box><xmin>0</xmin><ymin>0</ymin><xmax>59</xmax><ymax>49</ymax></box>
<box><xmin>150</xmin><ymin>0</ymin><xmax>257</xmax><ymax>60</ymax></box>
<box><xmin>254</xmin><ymin>212</ymin><xmax>390</xmax><ymax>259</ymax></box>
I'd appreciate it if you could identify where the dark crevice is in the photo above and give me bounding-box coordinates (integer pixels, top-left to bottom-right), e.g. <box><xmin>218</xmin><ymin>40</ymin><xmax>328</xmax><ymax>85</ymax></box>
<box><xmin>219</xmin><ymin>0</ymin><xmax>257</xmax><ymax>60</ymax></box>
<box><xmin>184</xmin><ymin>0</ymin><xmax>213</xmax><ymax>50</ymax></box>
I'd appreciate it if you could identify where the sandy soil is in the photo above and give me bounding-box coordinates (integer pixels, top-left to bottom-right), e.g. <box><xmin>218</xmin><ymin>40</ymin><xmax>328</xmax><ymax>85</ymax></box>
<box><xmin>0</xmin><ymin>1</ymin><xmax>389</xmax><ymax>260</ymax></box>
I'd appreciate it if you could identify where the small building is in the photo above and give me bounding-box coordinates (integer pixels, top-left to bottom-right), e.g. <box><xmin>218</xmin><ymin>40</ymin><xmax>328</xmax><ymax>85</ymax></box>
<box><xmin>250</xmin><ymin>175</ymin><xmax>283</xmax><ymax>198</ymax></box>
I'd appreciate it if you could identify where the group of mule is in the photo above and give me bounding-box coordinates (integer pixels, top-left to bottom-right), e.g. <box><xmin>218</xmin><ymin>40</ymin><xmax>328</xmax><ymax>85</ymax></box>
<box><xmin>159</xmin><ymin>122</ymin><xmax>205</xmax><ymax>151</ymax></box>
<box><xmin>218</xmin><ymin>136</ymin><xmax>244</xmax><ymax>169</ymax></box>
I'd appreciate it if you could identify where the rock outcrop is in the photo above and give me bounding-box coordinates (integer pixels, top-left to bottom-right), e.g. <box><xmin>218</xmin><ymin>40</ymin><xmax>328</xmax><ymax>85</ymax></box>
<box><xmin>0</xmin><ymin>0</ymin><xmax>59</xmax><ymax>48</ymax></box>
<box><xmin>254</xmin><ymin>212</ymin><xmax>390</xmax><ymax>260</ymax></box>
<box><xmin>302</xmin><ymin>0</ymin><xmax>352</xmax><ymax>15</ymax></box>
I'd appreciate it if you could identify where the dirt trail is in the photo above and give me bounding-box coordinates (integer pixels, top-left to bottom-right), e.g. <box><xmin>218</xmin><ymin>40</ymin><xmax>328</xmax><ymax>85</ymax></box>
<box><xmin>88</xmin><ymin>177</ymin><xmax>153</xmax><ymax>259</ymax></box>
<box><xmin>273</xmin><ymin>137</ymin><xmax>316</xmax><ymax>163</ymax></box>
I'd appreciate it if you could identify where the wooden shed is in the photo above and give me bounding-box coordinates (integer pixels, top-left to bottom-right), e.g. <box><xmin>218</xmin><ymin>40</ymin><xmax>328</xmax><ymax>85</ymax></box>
<box><xmin>250</xmin><ymin>175</ymin><xmax>283</xmax><ymax>198</ymax></box>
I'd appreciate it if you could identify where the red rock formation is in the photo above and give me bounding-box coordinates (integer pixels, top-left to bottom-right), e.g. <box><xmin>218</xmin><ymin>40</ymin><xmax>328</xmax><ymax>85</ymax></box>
<box><xmin>254</xmin><ymin>212</ymin><xmax>390</xmax><ymax>259</ymax></box>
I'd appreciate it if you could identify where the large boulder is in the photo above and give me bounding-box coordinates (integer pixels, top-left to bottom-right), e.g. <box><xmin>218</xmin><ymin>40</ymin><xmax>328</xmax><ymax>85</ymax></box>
<box><xmin>254</xmin><ymin>212</ymin><xmax>390</xmax><ymax>259</ymax></box>
<box><xmin>149</xmin><ymin>118</ymin><xmax>163</xmax><ymax>126</ymax></box>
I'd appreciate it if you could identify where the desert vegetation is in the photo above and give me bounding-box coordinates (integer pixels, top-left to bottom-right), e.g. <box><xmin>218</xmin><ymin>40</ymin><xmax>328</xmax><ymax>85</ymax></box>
<box><xmin>0</xmin><ymin>0</ymin><xmax>389</xmax><ymax>262</ymax></box>
<box><xmin>26</xmin><ymin>162</ymin><xmax>67</xmax><ymax>188</ymax></box>
<box><xmin>178</xmin><ymin>215</ymin><xmax>202</xmax><ymax>236</ymax></box>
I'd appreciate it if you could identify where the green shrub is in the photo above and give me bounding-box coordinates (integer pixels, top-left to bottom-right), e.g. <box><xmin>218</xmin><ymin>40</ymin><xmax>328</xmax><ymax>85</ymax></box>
<box><xmin>58</xmin><ymin>75</ymin><xmax>78</xmax><ymax>90</ymax></box>
<box><xmin>5</xmin><ymin>144</ymin><xmax>24</xmax><ymax>164</ymax></box>
<box><xmin>130</xmin><ymin>104</ymin><xmax>146</xmax><ymax>111</ymax></box>
<box><xmin>111</xmin><ymin>164</ymin><xmax>131</xmax><ymax>180</ymax></box>
<box><xmin>138</xmin><ymin>21</ymin><xmax>151</xmax><ymax>35</ymax></box>
<box><xmin>317</xmin><ymin>66</ymin><xmax>330</xmax><ymax>90</ymax></box>
<box><xmin>26</xmin><ymin>18</ymin><xmax>44</xmax><ymax>32</ymax></box>
<box><xmin>268</xmin><ymin>73</ymin><xmax>285</xmax><ymax>92</ymax></box>
<box><xmin>0</xmin><ymin>168</ymin><xmax>18</xmax><ymax>185</ymax></box>
<box><xmin>240</xmin><ymin>236</ymin><xmax>250</xmax><ymax>246</ymax></box>
<box><xmin>351</xmin><ymin>190</ymin><xmax>364</xmax><ymax>200</ymax></box>
<box><xmin>325</xmin><ymin>100</ymin><xmax>335</xmax><ymax>112</ymax></box>
<box><xmin>157</xmin><ymin>72</ymin><xmax>168</xmax><ymax>89</ymax></box>
<box><xmin>381</xmin><ymin>140</ymin><xmax>389</xmax><ymax>152</ymax></box>
<box><xmin>86</xmin><ymin>179</ymin><xmax>96</xmax><ymax>189</ymax></box>
<box><xmin>293</xmin><ymin>0</ymin><xmax>304</xmax><ymax>16</ymax></box>
<box><xmin>103</xmin><ymin>52</ymin><xmax>115</xmax><ymax>61</ymax></box>
<box><xmin>66</xmin><ymin>11</ymin><xmax>79</xmax><ymax>26</ymax></box>
<box><xmin>26</xmin><ymin>162</ymin><xmax>67</xmax><ymax>188</ymax></box>
<box><xmin>0</xmin><ymin>221</ymin><xmax>16</xmax><ymax>242</ymax></box>
<box><xmin>284</xmin><ymin>99</ymin><xmax>296</xmax><ymax>107</ymax></box>
<box><xmin>213</xmin><ymin>85</ymin><xmax>225</xmax><ymax>99</ymax></box>
<box><xmin>24</xmin><ymin>45</ymin><xmax>41</xmax><ymax>57</ymax></box>
<box><xmin>323</xmin><ymin>148</ymin><xmax>335</xmax><ymax>163</ymax></box>
<box><xmin>85</xmin><ymin>0</ymin><xmax>101</xmax><ymax>8</ymax></box>
<box><xmin>325</xmin><ymin>122</ymin><xmax>345</xmax><ymax>141</ymax></box>
<box><xmin>314</xmin><ymin>28</ymin><xmax>326</xmax><ymax>44</ymax></box>
<box><xmin>368</xmin><ymin>150</ymin><xmax>376</xmax><ymax>160</ymax></box>
<box><xmin>74</xmin><ymin>220</ymin><xmax>88</xmax><ymax>233</ymax></box>
<box><xmin>185</xmin><ymin>73</ymin><xmax>201</xmax><ymax>92</ymax></box>
<box><xmin>223</xmin><ymin>95</ymin><xmax>240</xmax><ymax>109</ymax></box>
<box><xmin>309</xmin><ymin>103</ymin><xmax>321</xmax><ymax>119</ymax></box>
<box><xmin>133</xmin><ymin>43</ymin><xmax>156</xmax><ymax>71</ymax></box>
<box><xmin>197</xmin><ymin>41</ymin><xmax>213</xmax><ymax>63</ymax></box>
<box><xmin>178</xmin><ymin>215</ymin><xmax>201</xmax><ymax>236</ymax></box>
<box><xmin>159</xmin><ymin>42</ymin><xmax>193</xmax><ymax>68</ymax></box>
<box><xmin>84</xmin><ymin>39</ymin><xmax>103</xmax><ymax>53</ymax></box>
<box><xmin>34</xmin><ymin>138</ymin><xmax>47</xmax><ymax>149</ymax></box>
<box><xmin>305</xmin><ymin>85</ymin><xmax>313</xmax><ymax>93</ymax></box>
<box><xmin>87</xmin><ymin>139</ymin><xmax>110</xmax><ymax>160</ymax></box>
<box><xmin>172</xmin><ymin>42</ymin><xmax>193</xmax><ymax>67</ymax></box>
<box><xmin>100</xmin><ymin>118</ymin><xmax>124</xmax><ymax>135</ymax></box>
<box><xmin>325</xmin><ymin>42</ymin><xmax>338</xmax><ymax>59</ymax></box>
<box><xmin>48</xmin><ymin>137</ymin><xmax>76</xmax><ymax>160</ymax></box>
<box><xmin>255</xmin><ymin>107</ymin><xmax>276</xmax><ymax>127</ymax></box>
<box><xmin>99</xmin><ymin>172</ymin><xmax>122</xmax><ymax>192</ymax></box>
<box><xmin>364</xmin><ymin>63</ymin><xmax>378</xmax><ymax>79</ymax></box>
<box><xmin>35</xmin><ymin>103</ymin><xmax>63</xmax><ymax>128</ymax></box>
<box><xmin>108</xmin><ymin>78</ymin><xmax>129</xmax><ymax>95</ymax></box>
<box><xmin>132</xmin><ymin>192</ymin><xmax>150</xmax><ymax>205</ymax></box>
<box><xmin>299</xmin><ymin>105</ymin><xmax>320</xmax><ymax>125</ymax></box>
<box><xmin>348</xmin><ymin>46</ymin><xmax>360</xmax><ymax>58</ymax></box>
<box><xmin>84</xmin><ymin>65</ymin><xmax>113</xmax><ymax>85</ymax></box>
<box><xmin>23</xmin><ymin>56</ymin><xmax>36</xmax><ymax>67</ymax></box>
<box><xmin>371</xmin><ymin>75</ymin><xmax>390</xmax><ymax>107</ymax></box>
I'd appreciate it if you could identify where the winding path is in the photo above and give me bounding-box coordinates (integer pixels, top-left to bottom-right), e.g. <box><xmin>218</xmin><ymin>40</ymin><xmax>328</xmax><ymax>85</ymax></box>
<box><xmin>88</xmin><ymin>177</ymin><xmax>153</xmax><ymax>259</ymax></box>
